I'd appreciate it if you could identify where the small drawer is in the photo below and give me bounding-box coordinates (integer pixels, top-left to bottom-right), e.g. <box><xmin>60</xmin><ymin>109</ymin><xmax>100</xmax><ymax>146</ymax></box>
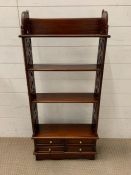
<box><xmin>35</xmin><ymin>139</ymin><xmax>64</xmax><ymax>145</ymax></box>
<box><xmin>67</xmin><ymin>145</ymin><xmax>96</xmax><ymax>152</ymax></box>
<box><xmin>36</xmin><ymin>145</ymin><xmax>64</xmax><ymax>152</ymax></box>
<box><xmin>66</xmin><ymin>139</ymin><xmax>96</xmax><ymax>145</ymax></box>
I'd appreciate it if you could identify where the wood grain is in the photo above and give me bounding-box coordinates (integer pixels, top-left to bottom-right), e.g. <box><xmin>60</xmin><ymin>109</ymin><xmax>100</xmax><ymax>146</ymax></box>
<box><xmin>33</xmin><ymin>124</ymin><xmax>98</xmax><ymax>139</ymax></box>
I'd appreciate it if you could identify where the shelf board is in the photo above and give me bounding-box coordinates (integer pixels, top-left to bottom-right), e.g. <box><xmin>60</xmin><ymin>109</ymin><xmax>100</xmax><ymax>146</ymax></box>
<box><xmin>33</xmin><ymin>124</ymin><xmax>98</xmax><ymax>139</ymax></box>
<box><xmin>32</xmin><ymin>93</ymin><xmax>98</xmax><ymax>103</ymax></box>
<box><xmin>19</xmin><ymin>34</ymin><xmax>110</xmax><ymax>38</ymax></box>
<box><xmin>28</xmin><ymin>64</ymin><xmax>100</xmax><ymax>71</ymax></box>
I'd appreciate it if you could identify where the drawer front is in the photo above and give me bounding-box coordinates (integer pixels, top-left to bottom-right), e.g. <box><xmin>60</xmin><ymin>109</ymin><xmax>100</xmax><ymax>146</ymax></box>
<box><xmin>66</xmin><ymin>139</ymin><xmax>96</xmax><ymax>145</ymax></box>
<box><xmin>67</xmin><ymin>145</ymin><xmax>96</xmax><ymax>152</ymax></box>
<box><xmin>36</xmin><ymin>146</ymin><xmax>64</xmax><ymax>152</ymax></box>
<box><xmin>35</xmin><ymin>139</ymin><xmax>64</xmax><ymax>145</ymax></box>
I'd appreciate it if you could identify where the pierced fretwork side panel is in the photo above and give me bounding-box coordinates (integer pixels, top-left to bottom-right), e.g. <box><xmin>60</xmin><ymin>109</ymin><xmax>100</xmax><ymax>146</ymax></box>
<box><xmin>28</xmin><ymin>71</ymin><xmax>36</xmax><ymax>94</ymax></box>
<box><xmin>31</xmin><ymin>103</ymin><xmax>39</xmax><ymax>133</ymax></box>
<box><xmin>23</xmin><ymin>38</ymin><xmax>33</xmax><ymax>66</ymax></box>
<box><xmin>22</xmin><ymin>37</ymin><xmax>39</xmax><ymax>134</ymax></box>
<box><xmin>92</xmin><ymin>37</ymin><xmax>107</xmax><ymax>132</ymax></box>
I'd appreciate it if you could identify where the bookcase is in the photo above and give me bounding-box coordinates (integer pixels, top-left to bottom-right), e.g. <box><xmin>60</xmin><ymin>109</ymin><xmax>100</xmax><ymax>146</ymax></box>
<box><xmin>20</xmin><ymin>10</ymin><xmax>110</xmax><ymax>160</ymax></box>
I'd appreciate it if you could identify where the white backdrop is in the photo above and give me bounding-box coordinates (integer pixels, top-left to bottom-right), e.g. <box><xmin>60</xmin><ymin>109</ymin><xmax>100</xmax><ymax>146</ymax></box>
<box><xmin>0</xmin><ymin>0</ymin><xmax>131</xmax><ymax>138</ymax></box>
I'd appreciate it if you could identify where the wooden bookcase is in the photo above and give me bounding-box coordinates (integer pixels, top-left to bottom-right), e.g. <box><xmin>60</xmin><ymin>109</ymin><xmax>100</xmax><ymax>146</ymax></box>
<box><xmin>20</xmin><ymin>10</ymin><xmax>110</xmax><ymax>160</ymax></box>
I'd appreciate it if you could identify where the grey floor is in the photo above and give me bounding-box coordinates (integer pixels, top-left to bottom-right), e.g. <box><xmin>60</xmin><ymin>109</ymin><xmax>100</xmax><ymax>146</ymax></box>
<box><xmin>0</xmin><ymin>138</ymin><xmax>131</xmax><ymax>175</ymax></box>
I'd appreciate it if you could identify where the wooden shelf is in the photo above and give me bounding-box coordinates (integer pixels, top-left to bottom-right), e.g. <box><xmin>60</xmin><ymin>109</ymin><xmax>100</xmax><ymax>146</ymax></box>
<box><xmin>19</xmin><ymin>34</ymin><xmax>110</xmax><ymax>38</ymax></box>
<box><xmin>28</xmin><ymin>64</ymin><xmax>100</xmax><ymax>71</ymax></box>
<box><xmin>33</xmin><ymin>124</ymin><xmax>98</xmax><ymax>139</ymax></box>
<box><xmin>21</xmin><ymin>10</ymin><xmax>109</xmax><ymax>160</ymax></box>
<box><xmin>32</xmin><ymin>93</ymin><xmax>98</xmax><ymax>103</ymax></box>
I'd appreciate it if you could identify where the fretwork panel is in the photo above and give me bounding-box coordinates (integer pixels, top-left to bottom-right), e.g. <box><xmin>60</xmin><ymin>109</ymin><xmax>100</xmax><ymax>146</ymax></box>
<box><xmin>92</xmin><ymin>37</ymin><xmax>107</xmax><ymax>131</ymax></box>
<box><xmin>22</xmin><ymin>37</ymin><xmax>39</xmax><ymax>134</ymax></box>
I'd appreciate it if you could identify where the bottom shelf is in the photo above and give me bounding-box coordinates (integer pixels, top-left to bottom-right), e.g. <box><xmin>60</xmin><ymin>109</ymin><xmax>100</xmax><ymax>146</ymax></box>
<box><xmin>33</xmin><ymin>124</ymin><xmax>98</xmax><ymax>139</ymax></box>
<box><xmin>32</xmin><ymin>124</ymin><xmax>98</xmax><ymax>160</ymax></box>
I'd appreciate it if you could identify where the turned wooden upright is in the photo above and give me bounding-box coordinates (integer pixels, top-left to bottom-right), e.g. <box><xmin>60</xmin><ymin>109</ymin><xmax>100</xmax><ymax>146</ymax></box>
<box><xmin>20</xmin><ymin>10</ymin><xmax>110</xmax><ymax>160</ymax></box>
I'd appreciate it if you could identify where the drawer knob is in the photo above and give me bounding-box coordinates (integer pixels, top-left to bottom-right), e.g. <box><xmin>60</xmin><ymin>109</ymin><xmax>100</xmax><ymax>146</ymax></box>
<box><xmin>48</xmin><ymin>148</ymin><xmax>51</xmax><ymax>152</ymax></box>
<box><xmin>49</xmin><ymin>140</ymin><xmax>53</xmax><ymax>144</ymax></box>
<box><xmin>80</xmin><ymin>141</ymin><xmax>82</xmax><ymax>144</ymax></box>
<box><xmin>79</xmin><ymin>148</ymin><xmax>82</xmax><ymax>152</ymax></box>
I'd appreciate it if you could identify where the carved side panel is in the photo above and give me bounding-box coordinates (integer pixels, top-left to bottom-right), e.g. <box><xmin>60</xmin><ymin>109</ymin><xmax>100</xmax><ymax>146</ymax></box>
<box><xmin>92</xmin><ymin>37</ymin><xmax>107</xmax><ymax>131</ymax></box>
<box><xmin>22</xmin><ymin>37</ymin><xmax>39</xmax><ymax>134</ymax></box>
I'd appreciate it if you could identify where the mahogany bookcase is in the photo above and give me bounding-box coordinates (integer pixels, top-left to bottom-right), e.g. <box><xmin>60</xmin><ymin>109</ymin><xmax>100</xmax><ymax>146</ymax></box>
<box><xmin>20</xmin><ymin>10</ymin><xmax>110</xmax><ymax>160</ymax></box>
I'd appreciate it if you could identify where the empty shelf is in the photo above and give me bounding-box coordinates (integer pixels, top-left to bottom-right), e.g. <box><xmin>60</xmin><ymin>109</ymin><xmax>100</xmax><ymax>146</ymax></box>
<box><xmin>31</xmin><ymin>93</ymin><xmax>98</xmax><ymax>103</ymax></box>
<box><xmin>33</xmin><ymin>124</ymin><xmax>98</xmax><ymax>139</ymax></box>
<box><xmin>28</xmin><ymin>64</ymin><xmax>100</xmax><ymax>71</ymax></box>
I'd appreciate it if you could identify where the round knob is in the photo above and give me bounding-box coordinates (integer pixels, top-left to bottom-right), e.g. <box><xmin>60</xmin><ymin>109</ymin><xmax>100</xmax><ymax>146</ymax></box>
<box><xmin>48</xmin><ymin>148</ymin><xmax>51</xmax><ymax>152</ymax></box>
<box><xmin>79</xmin><ymin>148</ymin><xmax>82</xmax><ymax>152</ymax></box>
<box><xmin>80</xmin><ymin>141</ymin><xmax>82</xmax><ymax>144</ymax></box>
<box><xmin>49</xmin><ymin>140</ymin><xmax>53</xmax><ymax>144</ymax></box>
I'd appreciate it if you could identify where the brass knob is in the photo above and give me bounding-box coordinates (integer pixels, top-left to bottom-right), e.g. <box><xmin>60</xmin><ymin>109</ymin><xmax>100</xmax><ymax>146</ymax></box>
<box><xmin>79</xmin><ymin>148</ymin><xmax>82</xmax><ymax>152</ymax></box>
<box><xmin>49</xmin><ymin>140</ymin><xmax>53</xmax><ymax>144</ymax></box>
<box><xmin>48</xmin><ymin>148</ymin><xmax>51</xmax><ymax>152</ymax></box>
<box><xmin>80</xmin><ymin>141</ymin><xmax>82</xmax><ymax>144</ymax></box>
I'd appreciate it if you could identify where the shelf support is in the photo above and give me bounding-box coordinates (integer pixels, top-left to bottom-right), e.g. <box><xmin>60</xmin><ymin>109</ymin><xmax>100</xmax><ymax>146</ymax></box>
<box><xmin>92</xmin><ymin>37</ymin><xmax>107</xmax><ymax>132</ymax></box>
<box><xmin>21</xmin><ymin>11</ymin><xmax>39</xmax><ymax>135</ymax></box>
<box><xmin>22</xmin><ymin>37</ymin><xmax>39</xmax><ymax>135</ymax></box>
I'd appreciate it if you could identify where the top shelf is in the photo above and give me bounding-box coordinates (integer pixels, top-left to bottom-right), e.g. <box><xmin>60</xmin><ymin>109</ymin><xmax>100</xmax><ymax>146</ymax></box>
<box><xmin>20</xmin><ymin>10</ymin><xmax>109</xmax><ymax>38</ymax></box>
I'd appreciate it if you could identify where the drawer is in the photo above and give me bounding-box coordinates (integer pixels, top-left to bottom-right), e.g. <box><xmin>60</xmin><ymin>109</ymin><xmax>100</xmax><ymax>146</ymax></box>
<box><xmin>36</xmin><ymin>145</ymin><xmax>64</xmax><ymax>152</ymax></box>
<box><xmin>34</xmin><ymin>139</ymin><xmax>64</xmax><ymax>145</ymax></box>
<box><xmin>67</xmin><ymin>145</ymin><xmax>96</xmax><ymax>152</ymax></box>
<box><xmin>66</xmin><ymin>139</ymin><xmax>96</xmax><ymax>145</ymax></box>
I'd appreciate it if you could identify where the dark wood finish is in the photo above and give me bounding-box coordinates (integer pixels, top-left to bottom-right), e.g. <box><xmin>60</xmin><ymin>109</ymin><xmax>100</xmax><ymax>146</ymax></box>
<box><xmin>35</xmin><ymin>139</ymin><xmax>64</xmax><ymax>145</ymax></box>
<box><xmin>92</xmin><ymin>11</ymin><xmax>108</xmax><ymax>132</ymax></box>
<box><xmin>35</xmin><ymin>145</ymin><xmax>95</xmax><ymax>154</ymax></box>
<box><xmin>35</xmin><ymin>140</ymin><xmax>96</xmax><ymax>146</ymax></box>
<box><xmin>32</xmin><ymin>93</ymin><xmax>98</xmax><ymax>103</ymax></box>
<box><xmin>66</xmin><ymin>139</ymin><xmax>96</xmax><ymax>145</ymax></box>
<box><xmin>20</xmin><ymin>10</ymin><xmax>109</xmax><ymax>160</ymax></box>
<box><xmin>35</xmin><ymin>152</ymin><xmax>96</xmax><ymax>160</ymax></box>
<box><xmin>21</xmin><ymin>12</ymin><xmax>39</xmax><ymax>135</ymax></box>
<box><xmin>20</xmin><ymin>17</ymin><xmax>109</xmax><ymax>36</ymax></box>
<box><xmin>36</xmin><ymin>145</ymin><xmax>65</xmax><ymax>152</ymax></box>
<box><xmin>67</xmin><ymin>145</ymin><xmax>96</xmax><ymax>152</ymax></box>
<box><xmin>33</xmin><ymin>124</ymin><xmax>98</xmax><ymax>139</ymax></box>
<box><xmin>33</xmin><ymin>124</ymin><xmax>98</xmax><ymax>160</ymax></box>
<box><xmin>19</xmin><ymin>34</ymin><xmax>110</xmax><ymax>38</ymax></box>
<box><xmin>28</xmin><ymin>64</ymin><xmax>100</xmax><ymax>71</ymax></box>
